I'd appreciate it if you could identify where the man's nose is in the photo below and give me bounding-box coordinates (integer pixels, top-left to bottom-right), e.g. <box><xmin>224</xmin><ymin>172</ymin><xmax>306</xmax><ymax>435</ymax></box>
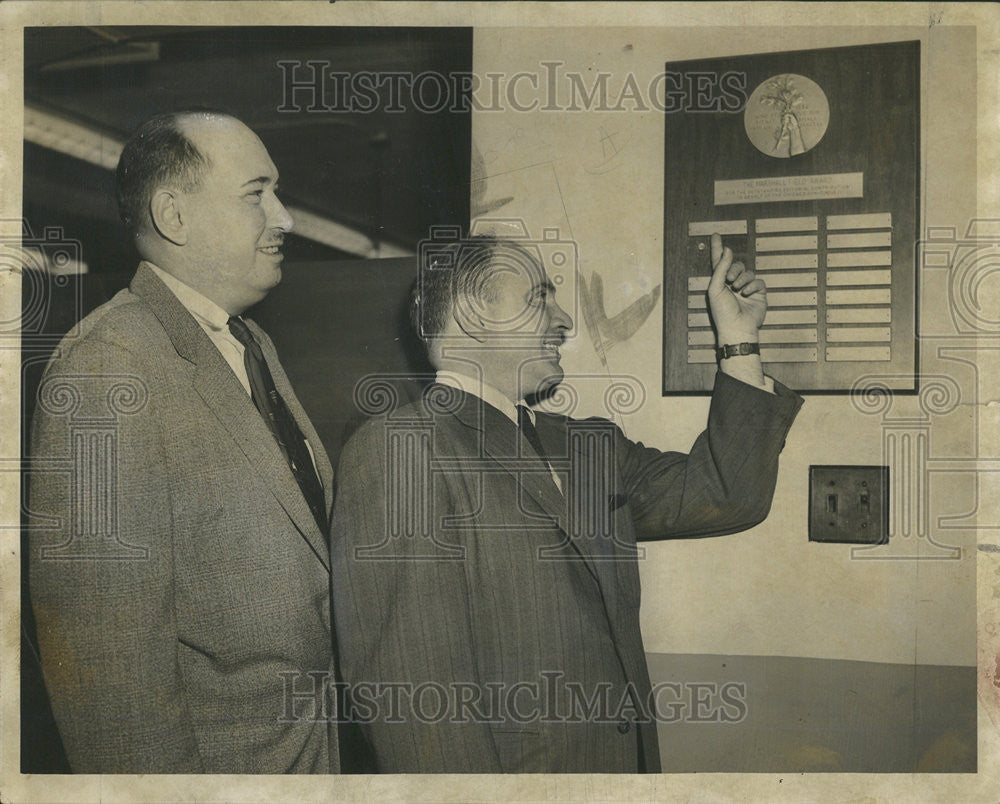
<box><xmin>268</xmin><ymin>195</ymin><xmax>294</xmax><ymax>233</ymax></box>
<box><xmin>550</xmin><ymin>299</ymin><xmax>573</xmax><ymax>332</ymax></box>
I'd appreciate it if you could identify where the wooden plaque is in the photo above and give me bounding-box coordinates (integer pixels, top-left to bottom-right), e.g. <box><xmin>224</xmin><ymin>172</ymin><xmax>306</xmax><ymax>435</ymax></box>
<box><xmin>662</xmin><ymin>41</ymin><xmax>919</xmax><ymax>394</ymax></box>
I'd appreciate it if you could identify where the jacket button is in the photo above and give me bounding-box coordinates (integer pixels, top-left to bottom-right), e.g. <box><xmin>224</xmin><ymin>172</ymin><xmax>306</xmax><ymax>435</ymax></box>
<box><xmin>617</xmin><ymin>720</ymin><xmax>631</xmax><ymax>734</ymax></box>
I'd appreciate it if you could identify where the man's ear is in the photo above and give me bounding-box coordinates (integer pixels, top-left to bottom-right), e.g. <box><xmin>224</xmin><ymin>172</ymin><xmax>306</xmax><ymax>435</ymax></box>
<box><xmin>149</xmin><ymin>188</ymin><xmax>188</xmax><ymax>246</ymax></box>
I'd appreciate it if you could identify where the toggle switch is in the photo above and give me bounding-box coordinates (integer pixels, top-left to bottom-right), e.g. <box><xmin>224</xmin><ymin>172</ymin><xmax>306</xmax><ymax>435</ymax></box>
<box><xmin>809</xmin><ymin>465</ymin><xmax>889</xmax><ymax>544</ymax></box>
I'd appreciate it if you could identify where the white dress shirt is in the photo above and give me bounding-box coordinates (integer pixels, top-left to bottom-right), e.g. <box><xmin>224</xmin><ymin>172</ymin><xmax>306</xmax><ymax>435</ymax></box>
<box><xmin>148</xmin><ymin>261</ymin><xmax>320</xmax><ymax>479</ymax></box>
<box><xmin>434</xmin><ymin>370</ymin><xmax>520</xmax><ymax>424</ymax></box>
<box><xmin>147</xmin><ymin>262</ymin><xmax>252</xmax><ymax>396</ymax></box>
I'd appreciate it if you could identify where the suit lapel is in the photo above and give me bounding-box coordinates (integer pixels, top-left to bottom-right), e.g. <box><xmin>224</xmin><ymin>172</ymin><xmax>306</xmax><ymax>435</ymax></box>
<box><xmin>486</xmin><ymin>414</ymin><xmax>567</xmax><ymax>527</ymax></box>
<box><xmin>535</xmin><ymin>412</ymin><xmax>621</xmax><ymax>565</ymax></box>
<box><xmin>447</xmin><ymin>390</ymin><xmax>564</xmax><ymax>523</ymax></box>
<box><xmin>446</xmin><ymin>390</ymin><xmax>607</xmax><ymax>585</ymax></box>
<box><xmin>130</xmin><ymin>264</ymin><xmax>330</xmax><ymax>569</ymax></box>
<box><xmin>533</xmin><ymin>411</ymin><xmax>628</xmax><ymax>625</ymax></box>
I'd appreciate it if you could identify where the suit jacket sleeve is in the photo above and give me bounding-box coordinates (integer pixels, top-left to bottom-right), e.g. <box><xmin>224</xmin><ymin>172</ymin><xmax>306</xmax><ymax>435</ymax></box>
<box><xmin>28</xmin><ymin>338</ymin><xmax>204</xmax><ymax>772</ymax></box>
<box><xmin>619</xmin><ymin>371</ymin><xmax>802</xmax><ymax>540</ymax></box>
<box><xmin>330</xmin><ymin>416</ymin><xmax>505</xmax><ymax>773</ymax></box>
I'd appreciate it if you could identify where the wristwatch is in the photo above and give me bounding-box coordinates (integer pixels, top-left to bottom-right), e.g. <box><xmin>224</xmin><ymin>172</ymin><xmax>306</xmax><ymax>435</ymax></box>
<box><xmin>716</xmin><ymin>342</ymin><xmax>761</xmax><ymax>361</ymax></box>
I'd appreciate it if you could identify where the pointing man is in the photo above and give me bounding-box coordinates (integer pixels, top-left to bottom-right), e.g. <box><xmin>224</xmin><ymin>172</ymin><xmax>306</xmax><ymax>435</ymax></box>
<box><xmin>331</xmin><ymin>233</ymin><xmax>802</xmax><ymax>772</ymax></box>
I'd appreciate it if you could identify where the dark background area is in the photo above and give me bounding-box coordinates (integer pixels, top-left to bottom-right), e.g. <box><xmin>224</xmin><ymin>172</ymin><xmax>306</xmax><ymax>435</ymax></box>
<box><xmin>20</xmin><ymin>25</ymin><xmax>472</xmax><ymax>773</ymax></box>
<box><xmin>23</xmin><ymin>25</ymin><xmax>474</xmax><ymax>263</ymax></box>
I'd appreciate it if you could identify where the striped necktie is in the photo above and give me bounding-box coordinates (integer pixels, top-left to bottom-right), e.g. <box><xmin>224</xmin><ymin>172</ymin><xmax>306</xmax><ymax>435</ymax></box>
<box><xmin>228</xmin><ymin>316</ymin><xmax>327</xmax><ymax>535</ymax></box>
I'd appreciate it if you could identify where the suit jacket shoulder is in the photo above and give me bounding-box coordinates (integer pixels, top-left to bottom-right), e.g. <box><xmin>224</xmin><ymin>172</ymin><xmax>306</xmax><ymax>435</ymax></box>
<box><xmin>45</xmin><ymin>286</ymin><xmax>167</xmax><ymax>367</ymax></box>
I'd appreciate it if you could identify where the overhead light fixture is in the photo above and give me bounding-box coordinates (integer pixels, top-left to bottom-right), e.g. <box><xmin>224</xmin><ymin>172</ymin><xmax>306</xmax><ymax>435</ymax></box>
<box><xmin>40</xmin><ymin>43</ymin><xmax>161</xmax><ymax>73</ymax></box>
<box><xmin>288</xmin><ymin>207</ymin><xmax>411</xmax><ymax>259</ymax></box>
<box><xmin>24</xmin><ymin>105</ymin><xmax>123</xmax><ymax>170</ymax></box>
<box><xmin>22</xmin><ymin>104</ymin><xmax>412</xmax><ymax>258</ymax></box>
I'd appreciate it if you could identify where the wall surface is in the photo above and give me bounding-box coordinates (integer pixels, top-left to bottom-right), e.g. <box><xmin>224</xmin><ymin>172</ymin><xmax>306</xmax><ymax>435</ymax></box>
<box><xmin>647</xmin><ymin>653</ymin><xmax>976</xmax><ymax>772</ymax></box>
<box><xmin>471</xmin><ymin>26</ymin><xmax>978</xmax><ymax>667</ymax></box>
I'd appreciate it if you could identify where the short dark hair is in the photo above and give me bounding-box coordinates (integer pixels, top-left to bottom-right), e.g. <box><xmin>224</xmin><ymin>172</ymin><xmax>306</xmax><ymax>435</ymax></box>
<box><xmin>115</xmin><ymin>111</ymin><xmax>219</xmax><ymax>234</ymax></box>
<box><xmin>410</xmin><ymin>234</ymin><xmax>541</xmax><ymax>341</ymax></box>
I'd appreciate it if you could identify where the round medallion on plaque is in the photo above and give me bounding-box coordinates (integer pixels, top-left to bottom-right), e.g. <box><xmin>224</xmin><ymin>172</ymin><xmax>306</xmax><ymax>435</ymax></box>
<box><xmin>744</xmin><ymin>74</ymin><xmax>829</xmax><ymax>158</ymax></box>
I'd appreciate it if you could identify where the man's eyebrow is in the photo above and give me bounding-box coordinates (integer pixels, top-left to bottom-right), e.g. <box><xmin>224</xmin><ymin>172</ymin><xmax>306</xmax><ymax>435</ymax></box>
<box><xmin>240</xmin><ymin>175</ymin><xmax>277</xmax><ymax>188</ymax></box>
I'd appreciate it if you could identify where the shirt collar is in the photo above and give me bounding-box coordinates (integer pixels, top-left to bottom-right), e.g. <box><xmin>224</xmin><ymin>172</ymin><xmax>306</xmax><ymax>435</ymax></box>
<box><xmin>145</xmin><ymin>261</ymin><xmax>232</xmax><ymax>332</ymax></box>
<box><xmin>434</xmin><ymin>370</ymin><xmax>525</xmax><ymax>425</ymax></box>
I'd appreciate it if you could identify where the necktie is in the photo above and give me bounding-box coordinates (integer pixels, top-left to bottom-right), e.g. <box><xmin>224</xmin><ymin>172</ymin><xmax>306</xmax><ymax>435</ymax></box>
<box><xmin>517</xmin><ymin>404</ymin><xmax>563</xmax><ymax>494</ymax></box>
<box><xmin>227</xmin><ymin>316</ymin><xmax>327</xmax><ymax>535</ymax></box>
<box><xmin>517</xmin><ymin>404</ymin><xmax>547</xmax><ymax>462</ymax></box>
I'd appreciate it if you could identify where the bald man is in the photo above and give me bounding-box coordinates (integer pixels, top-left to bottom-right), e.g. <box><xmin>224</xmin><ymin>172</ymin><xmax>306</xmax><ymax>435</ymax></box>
<box><xmin>28</xmin><ymin>112</ymin><xmax>338</xmax><ymax>773</ymax></box>
<box><xmin>331</xmin><ymin>235</ymin><xmax>802</xmax><ymax>772</ymax></box>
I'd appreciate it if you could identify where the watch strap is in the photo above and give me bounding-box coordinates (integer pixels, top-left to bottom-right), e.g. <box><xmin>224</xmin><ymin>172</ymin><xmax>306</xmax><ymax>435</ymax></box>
<box><xmin>716</xmin><ymin>341</ymin><xmax>761</xmax><ymax>361</ymax></box>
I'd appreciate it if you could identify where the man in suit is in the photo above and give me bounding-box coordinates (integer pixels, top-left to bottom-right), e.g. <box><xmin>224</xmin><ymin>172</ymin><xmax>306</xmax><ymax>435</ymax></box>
<box><xmin>331</xmin><ymin>233</ymin><xmax>802</xmax><ymax>773</ymax></box>
<box><xmin>28</xmin><ymin>111</ymin><xmax>338</xmax><ymax>773</ymax></box>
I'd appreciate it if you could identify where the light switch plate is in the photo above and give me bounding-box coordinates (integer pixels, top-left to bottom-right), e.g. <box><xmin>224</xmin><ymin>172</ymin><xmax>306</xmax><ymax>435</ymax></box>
<box><xmin>808</xmin><ymin>465</ymin><xmax>889</xmax><ymax>544</ymax></box>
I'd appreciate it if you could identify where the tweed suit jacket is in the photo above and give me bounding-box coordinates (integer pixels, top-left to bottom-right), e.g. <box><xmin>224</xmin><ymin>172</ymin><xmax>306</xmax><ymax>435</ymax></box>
<box><xmin>28</xmin><ymin>264</ymin><xmax>338</xmax><ymax>773</ymax></box>
<box><xmin>331</xmin><ymin>373</ymin><xmax>802</xmax><ymax>773</ymax></box>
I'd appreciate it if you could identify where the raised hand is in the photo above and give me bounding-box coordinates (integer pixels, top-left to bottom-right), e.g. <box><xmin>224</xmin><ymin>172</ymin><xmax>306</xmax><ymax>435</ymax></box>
<box><xmin>707</xmin><ymin>233</ymin><xmax>767</xmax><ymax>345</ymax></box>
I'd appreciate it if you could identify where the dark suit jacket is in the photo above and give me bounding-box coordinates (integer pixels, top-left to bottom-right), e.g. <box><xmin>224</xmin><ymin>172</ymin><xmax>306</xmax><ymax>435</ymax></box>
<box><xmin>330</xmin><ymin>373</ymin><xmax>802</xmax><ymax>773</ymax></box>
<box><xmin>28</xmin><ymin>264</ymin><xmax>339</xmax><ymax>773</ymax></box>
